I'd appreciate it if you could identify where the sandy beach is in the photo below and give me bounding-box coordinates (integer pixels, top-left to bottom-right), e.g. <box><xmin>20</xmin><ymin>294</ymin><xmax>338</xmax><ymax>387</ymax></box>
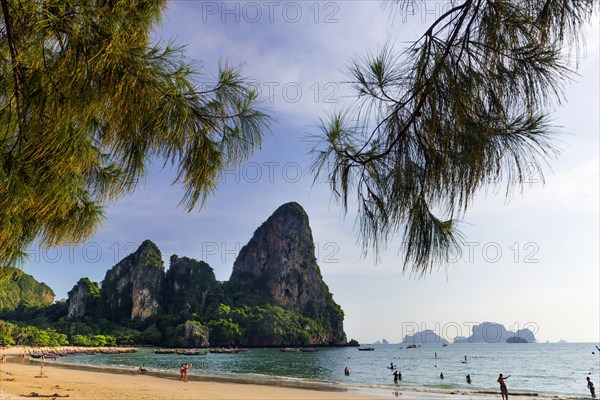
<box><xmin>0</xmin><ymin>358</ymin><xmax>369</xmax><ymax>400</ymax></box>
<box><xmin>0</xmin><ymin>348</ymin><xmax>580</xmax><ymax>400</ymax></box>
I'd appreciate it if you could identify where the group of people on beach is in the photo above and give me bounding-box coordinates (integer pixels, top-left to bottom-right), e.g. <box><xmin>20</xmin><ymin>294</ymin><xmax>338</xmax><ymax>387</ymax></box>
<box><xmin>179</xmin><ymin>363</ymin><xmax>191</xmax><ymax>382</ymax></box>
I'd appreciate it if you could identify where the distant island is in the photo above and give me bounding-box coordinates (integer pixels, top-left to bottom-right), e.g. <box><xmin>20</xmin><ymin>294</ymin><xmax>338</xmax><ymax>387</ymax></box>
<box><xmin>395</xmin><ymin>323</ymin><xmax>538</xmax><ymax>346</ymax></box>
<box><xmin>0</xmin><ymin>202</ymin><xmax>348</xmax><ymax>348</ymax></box>
<box><xmin>454</xmin><ymin>322</ymin><xmax>537</xmax><ymax>343</ymax></box>
<box><xmin>402</xmin><ymin>330</ymin><xmax>449</xmax><ymax>345</ymax></box>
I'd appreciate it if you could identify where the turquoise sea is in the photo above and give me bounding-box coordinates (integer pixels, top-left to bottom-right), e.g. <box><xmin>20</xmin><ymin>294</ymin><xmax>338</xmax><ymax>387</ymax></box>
<box><xmin>55</xmin><ymin>343</ymin><xmax>600</xmax><ymax>398</ymax></box>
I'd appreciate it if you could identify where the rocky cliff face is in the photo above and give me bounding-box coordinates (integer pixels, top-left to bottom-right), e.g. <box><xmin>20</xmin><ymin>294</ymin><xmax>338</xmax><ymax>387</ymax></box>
<box><xmin>232</xmin><ymin>202</ymin><xmax>326</xmax><ymax>309</ymax></box>
<box><xmin>66</xmin><ymin>278</ymin><xmax>100</xmax><ymax>320</ymax></box>
<box><xmin>170</xmin><ymin>321</ymin><xmax>210</xmax><ymax>348</ymax></box>
<box><xmin>10</xmin><ymin>203</ymin><xmax>348</xmax><ymax>347</ymax></box>
<box><xmin>163</xmin><ymin>255</ymin><xmax>217</xmax><ymax>316</ymax></box>
<box><xmin>230</xmin><ymin>202</ymin><xmax>346</xmax><ymax>345</ymax></box>
<box><xmin>99</xmin><ymin>240</ymin><xmax>164</xmax><ymax>321</ymax></box>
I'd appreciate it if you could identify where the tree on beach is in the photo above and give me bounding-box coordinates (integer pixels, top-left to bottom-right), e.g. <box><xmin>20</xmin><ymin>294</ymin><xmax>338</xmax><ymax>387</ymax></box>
<box><xmin>310</xmin><ymin>0</ymin><xmax>596</xmax><ymax>274</ymax></box>
<box><xmin>0</xmin><ymin>0</ymin><xmax>270</xmax><ymax>277</ymax></box>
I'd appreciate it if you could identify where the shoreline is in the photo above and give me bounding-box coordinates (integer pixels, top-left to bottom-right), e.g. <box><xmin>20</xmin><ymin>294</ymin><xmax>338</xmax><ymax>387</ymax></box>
<box><xmin>0</xmin><ymin>357</ymin><xmax>583</xmax><ymax>400</ymax></box>
<box><xmin>0</xmin><ymin>347</ymin><xmax>587</xmax><ymax>400</ymax></box>
<box><xmin>48</xmin><ymin>359</ymin><xmax>555</xmax><ymax>399</ymax></box>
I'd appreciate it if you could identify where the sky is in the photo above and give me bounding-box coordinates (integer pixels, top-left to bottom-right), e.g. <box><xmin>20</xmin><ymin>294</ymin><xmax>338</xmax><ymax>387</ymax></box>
<box><xmin>23</xmin><ymin>1</ymin><xmax>599</xmax><ymax>344</ymax></box>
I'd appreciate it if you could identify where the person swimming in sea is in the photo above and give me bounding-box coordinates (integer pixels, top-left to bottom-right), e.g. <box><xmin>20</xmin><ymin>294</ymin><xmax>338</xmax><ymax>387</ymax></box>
<box><xmin>466</xmin><ymin>374</ymin><xmax>472</xmax><ymax>384</ymax></box>
<box><xmin>344</xmin><ymin>367</ymin><xmax>350</xmax><ymax>376</ymax></box>
<box><xmin>440</xmin><ymin>372</ymin><xmax>444</xmax><ymax>379</ymax></box>
<box><xmin>393</xmin><ymin>370</ymin><xmax>398</xmax><ymax>384</ymax></box>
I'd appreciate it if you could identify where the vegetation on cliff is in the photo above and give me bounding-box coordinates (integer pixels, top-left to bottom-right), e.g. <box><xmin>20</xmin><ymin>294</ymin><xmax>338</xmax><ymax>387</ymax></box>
<box><xmin>0</xmin><ymin>269</ymin><xmax>54</xmax><ymax>311</ymax></box>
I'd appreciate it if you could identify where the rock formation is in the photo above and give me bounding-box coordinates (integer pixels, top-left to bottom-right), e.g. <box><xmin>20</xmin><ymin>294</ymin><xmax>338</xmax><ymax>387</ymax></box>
<box><xmin>454</xmin><ymin>322</ymin><xmax>537</xmax><ymax>343</ymax></box>
<box><xmin>163</xmin><ymin>255</ymin><xmax>217</xmax><ymax>316</ymax></box>
<box><xmin>402</xmin><ymin>329</ymin><xmax>449</xmax><ymax>345</ymax></box>
<box><xmin>98</xmin><ymin>240</ymin><xmax>164</xmax><ymax>321</ymax></box>
<box><xmin>66</xmin><ymin>278</ymin><xmax>100</xmax><ymax>320</ymax></box>
<box><xmin>171</xmin><ymin>321</ymin><xmax>210</xmax><ymax>348</ymax></box>
<box><xmin>514</xmin><ymin>328</ymin><xmax>536</xmax><ymax>342</ymax></box>
<box><xmin>10</xmin><ymin>203</ymin><xmax>348</xmax><ymax>347</ymax></box>
<box><xmin>229</xmin><ymin>202</ymin><xmax>346</xmax><ymax>345</ymax></box>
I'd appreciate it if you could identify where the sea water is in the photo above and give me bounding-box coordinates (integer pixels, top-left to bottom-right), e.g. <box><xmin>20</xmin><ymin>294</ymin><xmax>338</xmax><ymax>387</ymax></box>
<box><xmin>57</xmin><ymin>343</ymin><xmax>600</xmax><ymax>397</ymax></box>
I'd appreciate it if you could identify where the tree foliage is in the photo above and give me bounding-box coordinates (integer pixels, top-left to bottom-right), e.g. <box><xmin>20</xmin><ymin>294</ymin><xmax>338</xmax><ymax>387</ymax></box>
<box><xmin>0</xmin><ymin>268</ymin><xmax>54</xmax><ymax>311</ymax></box>
<box><xmin>311</xmin><ymin>0</ymin><xmax>596</xmax><ymax>274</ymax></box>
<box><xmin>0</xmin><ymin>0</ymin><xmax>270</xmax><ymax>276</ymax></box>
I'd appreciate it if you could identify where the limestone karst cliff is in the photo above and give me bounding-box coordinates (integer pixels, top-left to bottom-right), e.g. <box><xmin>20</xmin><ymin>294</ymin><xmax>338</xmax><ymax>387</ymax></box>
<box><xmin>66</xmin><ymin>278</ymin><xmax>100</xmax><ymax>320</ymax></box>
<box><xmin>229</xmin><ymin>202</ymin><xmax>346</xmax><ymax>345</ymax></box>
<box><xmin>162</xmin><ymin>255</ymin><xmax>217</xmax><ymax>316</ymax></box>
<box><xmin>52</xmin><ymin>203</ymin><xmax>347</xmax><ymax>346</ymax></box>
<box><xmin>454</xmin><ymin>322</ymin><xmax>537</xmax><ymax>343</ymax></box>
<box><xmin>98</xmin><ymin>240</ymin><xmax>164</xmax><ymax>321</ymax></box>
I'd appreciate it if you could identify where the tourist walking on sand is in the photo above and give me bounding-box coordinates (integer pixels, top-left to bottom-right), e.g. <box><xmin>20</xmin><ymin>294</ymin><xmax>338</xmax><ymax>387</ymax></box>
<box><xmin>498</xmin><ymin>373</ymin><xmax>511</xmax><ymax>400</ymax></box>
<box><xmin>587</xmin><ymin>377</ymin><xmax>596</xmax><ymax>398</ymax></box>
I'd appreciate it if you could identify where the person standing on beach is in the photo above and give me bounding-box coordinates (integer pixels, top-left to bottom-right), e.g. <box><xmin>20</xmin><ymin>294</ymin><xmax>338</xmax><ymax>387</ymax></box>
<box><xmin>184</xmin><ymin>363</ymin><xmax>191</xmax><ymax>382</ymax></box>
<box><xmin>587</xmin><ymin>377</ymin><xmax>596</xmax><ymax>398</ymax></box>
<box><xmin>497</xmin><ymin>373</ymin><xmax>511</xmax><ymax>400</ymax></box>
<box><xmin>179</xmin><ymin>364</ymin><xmax>186</xmax><ymax>381</ymax></box>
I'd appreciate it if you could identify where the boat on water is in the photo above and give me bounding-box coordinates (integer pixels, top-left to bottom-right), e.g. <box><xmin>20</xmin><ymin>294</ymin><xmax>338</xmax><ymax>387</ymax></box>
<box><xmin>154</xmin><ymin>349</ymin><xmax>176</xmax><ymax>354</ymax></box>
<box><xmin>300</xmin><ymin>348</ymin><xmax>318</xmax><ymax>352</ymax></box>
<box><xmin>31</xmin><ymin>353</ymin><xmax>60</xmax><ymax>359</ymax></box>
<box><xmin>406</xmin><ymin>344</ymin><xmax>419</xmax><ymax>349</ymax></box>
<box><xmin>442</xmin><ymin>343</ymin><xmax>448</xmax><ymax>347</ymax></box>
<box><xmin>209</xmin><ymin>348</ymin><xmax>242</xmax><ymax>354</ymax></box>
<box><xmin>358</xmin><ymin>347</ymin><xmax>375</xmax><ymax>351</ymax></box>
<box><xmin>177</xmin><ymin>350</ymin><xmax>208</xmax><ymax>356</ymax></box>
<box><xmin>280</xmin><ymin>348</ymin><xmax>300</xmax><ymax>352</ymax></box>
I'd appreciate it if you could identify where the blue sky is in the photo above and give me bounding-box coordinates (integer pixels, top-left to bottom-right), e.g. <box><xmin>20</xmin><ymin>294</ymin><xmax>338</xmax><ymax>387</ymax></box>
<box><xmin>24</xmin><ymin>2</ymin><xmax>599</xmax><ymax>343</ymax></box>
